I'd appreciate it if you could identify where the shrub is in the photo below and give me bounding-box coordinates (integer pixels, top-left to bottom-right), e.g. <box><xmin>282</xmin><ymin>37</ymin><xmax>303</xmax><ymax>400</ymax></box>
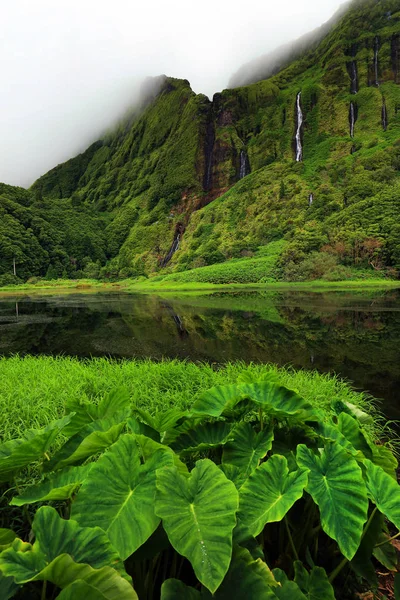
<box><xmin>0</xmin><ymin>274</ymin><xmax>23</xmax><ymax>287</ymax></box>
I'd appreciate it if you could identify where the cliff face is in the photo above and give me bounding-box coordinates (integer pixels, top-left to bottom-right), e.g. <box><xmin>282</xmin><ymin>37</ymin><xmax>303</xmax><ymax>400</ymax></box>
<box><xmin>2</xmin><ymin>0</ymin><xmax>400</xmax><ymax>280</ymax></box>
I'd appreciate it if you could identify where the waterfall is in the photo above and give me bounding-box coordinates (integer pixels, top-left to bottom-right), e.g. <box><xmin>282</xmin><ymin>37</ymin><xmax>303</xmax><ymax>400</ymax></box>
<box><xmin>382</xmin><ymin>98</ymin><xmax>388</xmax><ymax>131</ymax></box>
<box><xmin>350</xmin><ymin>61</ymin><xmax>358</xmax><ymax>94</ymax></box>
<box><xmin>203</xmin><ymin>119</ymin><xmax>215</xmax><ymax>192</ymax></box>
<box><xmin>308</xmin><ymin>193</ymin><xmax>313</xmax><ymax>207</ymax></box>
<box><xmin>239</xmin><ymin>150</ymin><xmax>250</xmax><ymax>179</ymax></box>
<box><xmin>374</xmin><ymin>36</ymin><xmax>380</xmax><ymax>87</ymax></box>
<box><xmin>239</xmin><ymin>150</ymin><xmax>246</xmax><ymax>179</ymax></box>
<box><xmin>349</xmin><ymin>102</ymin><xmax>356</xmax><ymax>138</ymax></box>
<box><xmin>295</xmin><ymin>92</ymin><xmax>303</xmax><ymax>162</ymax></box>
<box><xmin>161</xmin><ymin>233</ymin><xmax>180</xmax><ymax>267</ymax></box>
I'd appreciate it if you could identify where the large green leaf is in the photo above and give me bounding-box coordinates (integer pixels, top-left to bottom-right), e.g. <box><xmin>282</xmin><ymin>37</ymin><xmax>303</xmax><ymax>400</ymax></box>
<box><xmin>191</xmin><ymin>384</ymin><xmax>249</xmax><ymax>418</ymax></box>
<box><xmin>161</xmin><ymin>579</ymin><xmax>201</xmax><ymax>600</ymax></box>
<box><xmin>56</xmin><ymin>571</ymin><xmax>138</xmax><ymax>600</ymax></box>
<box><xmin>222</xmin><ymin>422</ymin><xmax>274</xmax><ymax>484</ymax></box>
<box><xmin>1</xmin><ymin>554</ymin><xmax>136</xmax><ymax>598</ymax></box>
<box><xmin>271</xmin><ymin>570</ymin><xmax>307</xmax><ymax>599</ymax></box>
<box><xmin>311</xmin><ymin>422</ymin><xmax>358</xmax><ymax>456</ymax></box>
<box><xmin>133</xmin><ymin>407</ymin><xmax>188</xmax><ymax>436</ymax></box>
<box><xmin>364</xmin><ymin>459</ymin><xmax>400</xmax><ymax>529</ymax></box>
<box><xmin>296</xmin><ymin>444</ymin><xmax>368</xmax><ymax>560</ymax></box>
<box><xmin>155</xmin><ymin>459</ymin><xmax>239</xmax><ymax>593</ymax></box>
<box><xmin>0</xmin><ymin>506</ymin><xmax>123</xmax><ymax>582</ymax></box>
<box><xmin>45</xmin><ymin>415</ymin><xmax>126</xmax><ymax>472</ymax></box>
<box><xmin>237</xmin><ymin>454</ymin><xmax>308</xmax><ymax>540</ymax></box>
<box><xmin>239</xmin><ymin>383</ymin><xmax>319</xmax><ymax>421</ymax></box>
<box><xmin>337</xmin><ymin>413</ymin><xmax>372</xmax><ymax>459</ymax></box>
<box><xmin>191</xmin><ymin>383</ymin><xmax>318</xmax><ymax>421</ymax></box>
<box><xmin>373</xmin><ymin>525</ymin><xmax>398</xmax><ymax>570</ymax></box>
<box><xmin>64</xmin><ymin>388</ymin><xmax>131</xmax><ymax>437</ymax></box>
<box><xmin>171</xmin><ymin>421</ymin><xmax>235</xmax><ymax>454</ymax></box>
<box><xmin>332</xmin><ymin>400</ymin><xmax>373</xmax><ymax>426</ymax></box>
<box><xmin>127</xmin><ymin>416</ymin><xmax>160</xmax><ymax>441</ymax></box>
<box><xmin>293</xmin><ymin>561</ymin><xmax>335</xmax><ymax>600</ymax></box>
<box><xmin>11</xmin><ymin>464</ymin><xmax>93</xmax><ymax>506</ymax></box>
<box><xmin>371</xmin><ymin>444</ymin><xmax>398</xmax><ymax>478</ymax></box>
<box><xmin>72</xmin><ymin>434</ymin><xmax>174</xmax><ymax>560</ymax></box>
<box><xmin>200</xmin><ymin>546</ymin><xmax>278</xmax><ymax>599</ymax></box>
<box><xmin>0</xmin><ymin>415</ymin><xmax>72</xmax><ymax>482</ymax></box>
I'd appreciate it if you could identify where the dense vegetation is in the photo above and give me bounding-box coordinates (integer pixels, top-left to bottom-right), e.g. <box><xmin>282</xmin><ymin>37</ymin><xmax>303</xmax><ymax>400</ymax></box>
<box><xmin>1</xmin><ymin>358</ymin><xmax>399</xmax><ymax>599</ymax></box>
<box><xmin>1</xmin><ymin>0</ymin><xmax>400</xmax><ymax>285</ymax></box>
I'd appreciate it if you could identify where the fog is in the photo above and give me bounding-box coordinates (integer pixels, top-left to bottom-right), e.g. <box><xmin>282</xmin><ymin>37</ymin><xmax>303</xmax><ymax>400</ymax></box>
<box><xmin>1</xmin><ymin>0</ymin><xmax>347</xmax><ymax>187</ymax></box>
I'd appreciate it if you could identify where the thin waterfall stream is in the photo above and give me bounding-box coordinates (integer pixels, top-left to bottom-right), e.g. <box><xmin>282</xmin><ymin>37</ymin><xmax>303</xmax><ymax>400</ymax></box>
<box><xmin>295</xmin><ymin>92</ymin><xmax>303</xmax><ymax>162</ymax></box>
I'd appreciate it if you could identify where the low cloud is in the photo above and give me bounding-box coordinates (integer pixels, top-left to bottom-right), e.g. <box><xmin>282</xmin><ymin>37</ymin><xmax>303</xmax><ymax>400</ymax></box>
<box><xmin>1</xmin><ymin>0</ymin><xmax>347</xmax><ymax>187</ymax></box>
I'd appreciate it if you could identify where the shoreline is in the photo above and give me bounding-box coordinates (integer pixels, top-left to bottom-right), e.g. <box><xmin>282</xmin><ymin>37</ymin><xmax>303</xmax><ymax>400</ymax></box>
<box><xmin>0</xmin><ymin>278</ymin><xmax>399</xmax><ymax>297</ymax></box>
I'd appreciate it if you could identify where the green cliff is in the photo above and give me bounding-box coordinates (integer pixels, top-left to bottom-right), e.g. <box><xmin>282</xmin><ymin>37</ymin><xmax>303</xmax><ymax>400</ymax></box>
<box><xmin>1</xmin><ymin>0</ymin><xmax>400</xmax><ymax>282</ymax></box>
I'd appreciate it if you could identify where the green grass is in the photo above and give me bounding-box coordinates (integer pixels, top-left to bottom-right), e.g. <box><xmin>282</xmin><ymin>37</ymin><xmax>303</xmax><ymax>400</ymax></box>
<box><xmin>0</xmin><ymin>279</ymin><xmax>120</xmax><ymax>293</ymax></box>
<box><xmin>124</xmin><ymin>277</ymin><xmax>400</xmax><ymax>293</ymax></box>
<box><xmin>1</xmin><ymin>277</ymin><xmax>399</xmax><ymax>296</ymax></box>
<box><xmin>0</xmin><ymin>355</ymin><xmax>384</xmax><ymax>443</ymax></box>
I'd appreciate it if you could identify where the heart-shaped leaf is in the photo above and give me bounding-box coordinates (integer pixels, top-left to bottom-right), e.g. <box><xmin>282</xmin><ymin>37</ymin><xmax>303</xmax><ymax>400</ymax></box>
<box><xmin>56</xmin><ymin>572</ymin><xmax>138</xmax><ymax>600</ymax></box>
<box><xmin>0</xmin><ymin>506</ymin><xmax>123</xmax><ymax>583</ymax></box>
<box><xmin>296</xmin><ymin>443</ymin><xmax>368</xmax><ymax>560</ymax></box>
<box><xmin>72</xmin><ymin>434</ymin><xmax>174</xmax><ymax>560</ymax></box>
<box><xmin>294</xmin><ymin>561</ymin><xmax>335</xmax><ymax>599</ymax></box>
<box><xmin>11</xmin><ymin>464</ymin><xmax>93</xmax><ymax>506</ymax></box>
<box><xmin>364</xmin><ymin>459</ymin><xmax>400</xmax><ymax>529</ymax></box>
<box><xmin>237</xmin><ymin>454</ymin><xmax>308</xmax><ymax>539</ymax></box>
<box><xmin>155</xmin><ymin>459</ymin><xmax>239</xmax><ymax>593</ymax></box>
<box><xmin>171</xmin><ymin>421</ymin><xmax>235</xmax><ymax>454</ymax></box>
<box><xmin>191</xmin><ymin>383</ymin><xmax>318</xmax><ymax>422</ymax></box>
<box><xmin>222</xmin><ymin>422</ymin><xmax>274</xmax><ymax>483</ymax></box>
<box><xmin>46</xmin><ymin>415</ymin><xmax>126</xmax><ymax>472</ymax></box>
<box><xmin>161</xmin><ymin>579</ymin><xmax>201</xmax><ymax>599</ymax></box>
<box><xmin>64</xmin><ymin>388</ymin><xmax>131</xmax><ymax>437</ymax></box>
<box><xmin>0</xmin><ymin>415</ymin><xmax>72</xmax><ymax>482</ymax></box>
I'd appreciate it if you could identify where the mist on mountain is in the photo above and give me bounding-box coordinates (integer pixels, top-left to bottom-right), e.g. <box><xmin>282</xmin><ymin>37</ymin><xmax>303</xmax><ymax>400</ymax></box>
<box><xmin>2</xmin><ymin>0</ymin><xmax>346</xmax><ymax>187</ymax></box>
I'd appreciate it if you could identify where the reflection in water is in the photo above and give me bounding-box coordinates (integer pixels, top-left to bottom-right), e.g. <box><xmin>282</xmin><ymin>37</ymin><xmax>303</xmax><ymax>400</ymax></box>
<box><xmin>0</xmin><ymin>289</ymin><xmax>399</xmax><ymax>417</ymax></box>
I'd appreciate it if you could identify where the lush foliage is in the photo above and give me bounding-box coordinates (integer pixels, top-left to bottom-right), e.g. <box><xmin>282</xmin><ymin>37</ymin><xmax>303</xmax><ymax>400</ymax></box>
<box><xmin>0</xmin><ymin>371</ymin><xmax>398</xmax><ymax>599</ymax></box>
<box><xmin>0</xmin><ymin>356</ymin><xmax>383</xmax><ymax>442</ymax></box>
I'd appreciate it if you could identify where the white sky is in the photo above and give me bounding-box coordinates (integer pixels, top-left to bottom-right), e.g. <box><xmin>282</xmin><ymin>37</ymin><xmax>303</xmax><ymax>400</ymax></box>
<box><xmin>1</xmin><ymin>0</ymin><xmax>346</xmax><ymax>187</ymax></box>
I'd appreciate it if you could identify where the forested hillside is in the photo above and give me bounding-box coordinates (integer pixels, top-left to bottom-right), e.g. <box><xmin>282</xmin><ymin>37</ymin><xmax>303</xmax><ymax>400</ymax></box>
<box><xmin>1</xmin><ymin>0</ymin><xmax>400</xmax><ymax>282</ymax></box>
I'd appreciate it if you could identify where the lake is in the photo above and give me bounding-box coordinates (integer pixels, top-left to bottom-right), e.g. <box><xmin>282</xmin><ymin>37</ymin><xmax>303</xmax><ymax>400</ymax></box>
<box><xmin>0</xmin><ymin>288</ymin><xmax>399</xmax><ymax>418</ymax></box>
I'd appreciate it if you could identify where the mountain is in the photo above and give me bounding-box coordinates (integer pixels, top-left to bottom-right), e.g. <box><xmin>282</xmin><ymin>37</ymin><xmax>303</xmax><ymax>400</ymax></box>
<box><xmin>1</xmin><ymin>0</ymin><xmax>400</xmax><ymax>282</ymax></box>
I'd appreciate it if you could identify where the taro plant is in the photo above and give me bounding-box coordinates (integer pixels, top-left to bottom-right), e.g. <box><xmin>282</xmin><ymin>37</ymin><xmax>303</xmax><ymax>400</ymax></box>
<box><xmin>0</xmin><ymin>379</ymin><xmax>399</xmax><ymax>599</ymax></box>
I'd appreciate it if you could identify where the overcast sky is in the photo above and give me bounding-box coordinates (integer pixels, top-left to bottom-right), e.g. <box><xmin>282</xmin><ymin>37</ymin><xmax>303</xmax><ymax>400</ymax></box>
<box><xmin>1</xmin><ymin>0</ymin><xmax>346</xmax><ymax>187</ymax></box>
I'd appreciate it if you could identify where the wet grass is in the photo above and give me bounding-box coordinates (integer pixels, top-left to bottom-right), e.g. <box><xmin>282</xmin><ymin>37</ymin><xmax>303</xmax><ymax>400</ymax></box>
<box><xmin>0</xmin><ymin>355</ymin><xmax>384</xmax><ymax>443</ymax></box>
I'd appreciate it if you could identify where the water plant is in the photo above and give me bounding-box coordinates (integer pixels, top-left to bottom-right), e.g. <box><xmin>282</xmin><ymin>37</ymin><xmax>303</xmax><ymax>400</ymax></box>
<box><xmin>0</xmin><ymin>377</ymin><xmax>399</xmax><ymax>598</ymax></box>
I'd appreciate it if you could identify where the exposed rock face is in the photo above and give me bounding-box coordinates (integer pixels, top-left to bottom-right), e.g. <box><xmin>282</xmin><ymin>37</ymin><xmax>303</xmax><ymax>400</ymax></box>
<box><xmin>392</xmin><ymin>34</ymin><xmax>400</xmax><ymax>83</ymax></box>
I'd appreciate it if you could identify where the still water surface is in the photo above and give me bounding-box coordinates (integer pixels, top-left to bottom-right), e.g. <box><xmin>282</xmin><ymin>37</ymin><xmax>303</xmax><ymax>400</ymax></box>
<box><xmin>0</xmin><ymin>289</ymin><xmax>399</xmax><ymax>417</ymax></box>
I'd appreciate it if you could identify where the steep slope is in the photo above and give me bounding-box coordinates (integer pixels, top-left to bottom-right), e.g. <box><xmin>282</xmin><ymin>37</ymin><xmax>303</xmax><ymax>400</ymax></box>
<box><xmin>0</xmin><ymin>183</ymin><xmax>107</xmax><ymax>281</ymax></box>
<box><xmin>1</xmin><ymin>0</ymin><xmax>400</xmax><ymax>282</ymax></box>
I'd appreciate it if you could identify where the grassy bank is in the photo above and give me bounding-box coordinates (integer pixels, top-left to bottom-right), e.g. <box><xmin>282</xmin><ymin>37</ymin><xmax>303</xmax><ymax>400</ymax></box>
<box><xmin>0</xmin><ymin>277</ymin><xmax>399</xmax><ymax>296</ymax></box>
<box><xmin>0</xmin><ymin>355</ymin><xmax>383</xmax><ymax>442</ymax></box>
